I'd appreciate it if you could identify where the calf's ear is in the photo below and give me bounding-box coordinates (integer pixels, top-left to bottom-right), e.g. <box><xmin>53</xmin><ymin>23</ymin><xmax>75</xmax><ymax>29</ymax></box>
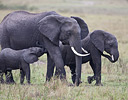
<box><xmin>90</xmin><ymin>30</ymin><xmax>105</xmax><ymax>53</ymax></box>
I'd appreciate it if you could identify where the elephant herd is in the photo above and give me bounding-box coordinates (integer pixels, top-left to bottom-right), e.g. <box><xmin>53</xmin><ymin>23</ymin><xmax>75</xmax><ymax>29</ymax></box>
<box><xmin>0</xmin><ymin>11</ymin><xmax>119</xmax><ymax>86</ymax></box>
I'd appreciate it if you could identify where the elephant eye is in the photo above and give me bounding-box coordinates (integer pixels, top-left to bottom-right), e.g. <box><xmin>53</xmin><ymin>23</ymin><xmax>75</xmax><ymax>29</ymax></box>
<box><xmin>66</xmin><ymin>31</ymin><xmax>71</xmax><ymax>37</ymax></box>
<box><xmin>68</xmin><ymin>30</ymin><xmax>72</xmax><ymax>34</ymax></box>
<box><xmin>109</xmin><ymin>43</ymin><xmax>113</xmax><ymax>47</ymax></box>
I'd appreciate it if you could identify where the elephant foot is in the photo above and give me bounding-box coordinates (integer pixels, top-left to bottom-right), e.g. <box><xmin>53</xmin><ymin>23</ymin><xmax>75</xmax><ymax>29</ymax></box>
<box><xmin>95</xmin><ymin>76</ymin><xmax>102</xmax><ymax>86</ymax></box>
<box><xmin>87</xmin><ymin>76</ymin><xmax>95</xmax><ymax>84</ymax></box>
<box><xmin>6</xmin><ymin>80</ymin><xmax>16</xmax><ymax>84</ymax></box>
<box><xmin>95</xmin><ymin>83</ymin><xmax>103</xmax><ymax>86</ymax></box>
<box><xmin>5</xmin><ymin>71</ymin><xmax>16</xmax><ymax>84</ymax></box>
<box><xmin>75</xmin><ymin>79</ymin><xmax>82</xmax><ymax>86</ymax></box>
<box><xmin>6</xmin><ymin>78</ymin><xmax>15</xmax><ymax>84</ymax></box>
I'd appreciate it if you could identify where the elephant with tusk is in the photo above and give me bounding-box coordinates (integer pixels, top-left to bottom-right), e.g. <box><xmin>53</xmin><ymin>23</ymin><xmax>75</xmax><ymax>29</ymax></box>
<box><xmin>54</xmin><ymin>30</ymin><xmax>119</xmax><ymax>86</ymax></box>
<box><xmin>0</xmin><ymin>11</ymin><xmax>89</xmax><ymax>86</ymax></box>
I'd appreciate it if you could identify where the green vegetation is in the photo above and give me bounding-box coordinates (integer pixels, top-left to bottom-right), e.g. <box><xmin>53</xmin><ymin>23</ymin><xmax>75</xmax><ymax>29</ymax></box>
<box><xmin>0</xmin><ymin>0</ymin><xmax>128</xmax><ymax>100</ymax></box>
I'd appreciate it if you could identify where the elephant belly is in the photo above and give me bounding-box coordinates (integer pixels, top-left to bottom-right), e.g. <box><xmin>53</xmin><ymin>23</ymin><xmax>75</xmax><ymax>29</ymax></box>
<box><xmin>9</xmin><ymin>31</ymin><xmax>42</xmax><ymax>50</ymax></box>
<box><xmin>5</xmin><ymin>60</ymin><xmax>20</xmax><ymax>70</ymax></box>
<box><xmin>10</xmin><ymin>38</ymin><xmax>36</xmax><ymax>50</ymax></box>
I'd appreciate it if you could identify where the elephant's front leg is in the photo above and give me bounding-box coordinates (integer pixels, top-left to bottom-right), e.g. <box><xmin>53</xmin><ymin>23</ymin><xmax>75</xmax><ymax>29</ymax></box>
<box><xmin>43</xmin><ymin>38</ymin><xmax>66</xmax><ymax>81</ymax></box>
<box><xmin>88</xmin><ymin>60</ymin><xmax>96</xmax><ymax>84</ymax></box>
<box><xmin>94</xmin><ymin>59</ymin><xmax>103</xmax><ymax>86</ymax></box>
<box><xmin>89</xmin><ymin>50</ymin><xmax>103</xmax><ymax>86</ymax></box>
<box><xmin>54</xmin><ymin>67</ymin><xmax>61</xmax><ymax>78</ymax></box>
<box><xmin>69</xmin><ymin>65</ymin><xmax>76</xmax><ymax>84</ymax></box>
<box><xmin>46</xmin><ymin>53</ymin><xmax>55</xmax><ymax>81</ymax></box>
<box><xmin>20</xmin><ymin>69</ymin><xmax>25</xmax><ymax>84</ymax></box>
<box><xmin>47</xmin><ymin>50</ymin><xmax>66</xmax><ymax>81</ymax></box>
<box><xmin>21</xmin><ymin>63</ymin><xmax>30</xmax><ymax>84</ymax></box>
<box><xmin>47</xmin><ymin>48</ymin><xmax>66</xmax><ymax>80</ymax></box>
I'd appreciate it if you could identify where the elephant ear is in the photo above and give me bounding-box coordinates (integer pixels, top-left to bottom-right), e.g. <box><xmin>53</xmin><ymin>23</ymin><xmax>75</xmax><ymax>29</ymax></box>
<box><xmin>71</xmin><ymin>16</ymin><xmax>89</xmax><ymax>39</ymax></box>
<box><xmin>23</xmin><ymin>51</ymin><xmax>38</xmax><ymax>64</ymax></box>
<box><xmin>38</xmin><ymin>15</ymin><xmax>62</xmax><ymax>46</ymax></box>
<box><xmin>90</xmin><ymin>30</ymin><xmax>105</xmax><ymax>52</ymax></box>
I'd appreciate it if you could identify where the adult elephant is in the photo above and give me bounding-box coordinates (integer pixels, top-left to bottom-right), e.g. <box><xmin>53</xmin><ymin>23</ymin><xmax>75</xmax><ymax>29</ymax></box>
<box><xmin>55</xmin><ymin>30</ymin><xmax>119</xmax><ymax>86</ymax></box>
<box><xmin>0</xmin><ymin>11</ymin><xmax>88</xmax><ymax>86</ymax></box>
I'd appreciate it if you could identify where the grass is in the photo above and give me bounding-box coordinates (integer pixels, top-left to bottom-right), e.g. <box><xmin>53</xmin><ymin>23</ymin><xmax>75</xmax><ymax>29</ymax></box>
<box><xmin>0</xmin><ymin>0</ymin><xmax>128</xmax><ymax>100</ymax></box>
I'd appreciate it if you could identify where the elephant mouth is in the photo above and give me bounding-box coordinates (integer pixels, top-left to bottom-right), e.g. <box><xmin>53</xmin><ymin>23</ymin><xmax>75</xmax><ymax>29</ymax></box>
<box><xmin>71</xmin><ymin>47</ymin><xmax>90</xmax><ymax>57</ymax></box>
<box><xmin>102</xmin><ymin>52</ymin><xmax>116</xmax><ymax>62</ymax></box>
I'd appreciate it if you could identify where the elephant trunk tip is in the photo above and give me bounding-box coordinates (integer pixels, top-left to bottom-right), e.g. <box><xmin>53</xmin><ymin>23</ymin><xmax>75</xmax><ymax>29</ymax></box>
<box><xmin>110</xmin><ymin>54</ymin><xmax>119</xmax><ymax>63</ymax></box>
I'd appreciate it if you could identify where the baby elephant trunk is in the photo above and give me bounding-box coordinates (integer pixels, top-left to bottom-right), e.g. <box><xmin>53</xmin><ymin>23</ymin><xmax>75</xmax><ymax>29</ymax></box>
<box><xmin>102</xmin><ymin>51</ymin><xmax>119</xmax><ymax>63</ymax></box>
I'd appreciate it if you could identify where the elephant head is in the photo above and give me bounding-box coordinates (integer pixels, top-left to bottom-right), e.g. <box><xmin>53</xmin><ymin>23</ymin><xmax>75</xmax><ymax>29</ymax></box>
<box><xmin>90</xmin><ymin>30</ymin><xmax>119</xmax><ymax>62</ymax></box>
<box><xmin>38</xmin><ymin>15</ymin><xmax>89</xmax><ymax>56</ymax></box>
<box><xmin>38</xmin><ymin>14</ymin><xmax>89</xmax><ymax>85</ymax></box>
<box><xmin>23</xmin><ymin>47</ymin><xmax>45</xmax><ymax>63</ymax></box>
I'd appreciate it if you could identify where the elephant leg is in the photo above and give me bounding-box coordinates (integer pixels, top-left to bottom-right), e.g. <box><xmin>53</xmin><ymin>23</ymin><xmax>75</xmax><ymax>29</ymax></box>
<box><xmin>87</xmin><ymin>60</ymin><xmax>96</xmax><ymax>84</ymax></box>
<box><xmin>21</xmin><ymin>63</ymin><xmax>30</xmax><ymax>84</ymax></box>
<box><xmin>88</xmin><ymin>46</ymin><xmax>103</xmax><ymax>86</ymax></box>
<box><xmin>91</xmin><ymin>52</ymin><xmax>103</xmax><ymax>86</ymax></box>
<box><xmin>0</xmin><ymin>72</ymin><xmax>4</xmax><ymax>83</ymax></box>
<box><xmin>43</xmin><ymin>38</ymin><xmax>66</xmax><ymax>81</ymax></box>
<box><xmin>53</xmin><ymin>52</ymin><xmax>66</xmax><ymax>80</ymax></box>
<box><xmin>69</xmin><ymin>65</ymin><xmax>76</xmax><ymax>84</ymax></box>
<box><xmin>46</xmin><ymin>53</ymin><xmax>55</xmax><ymax>81</ymax></box>
<box><xmin>51</xmin><ymin>51</ymin><xmax>66</xmax><ymax>80</ymax></box>
<box><xmin>54</xmin><ymin>67</ymin><xmax>60</xmax><ymax>78</ymax></box>
<box><xmin>94</xmin><ymin>59</ymin><xmax>102</xmax><ymax>86</ymax></box>
<box><xmin>20</xmin><ymin>69</ymin><xmax>25</xmax><ymax>84</ymax></box>
<box><xmin>5</xmin><ymin>70</ymin><xmax>15</xmax><ymax>84</ymax></box>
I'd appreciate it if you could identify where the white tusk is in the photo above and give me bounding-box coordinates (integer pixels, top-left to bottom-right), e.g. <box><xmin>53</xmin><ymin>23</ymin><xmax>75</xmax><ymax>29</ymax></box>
<box><xmin>81</xmin><ymin>48</ymin><xmax>88</xmax><ymax>53</ymax></box>
<box><xmin>71</xmin><ymin>47</ymin><xmax>90</xmax><ymax>57</ymax></box>
<box><xmin>111</xmin><ymin>55</ymin><xmax>114</xmax><ymax>61</ymax></box>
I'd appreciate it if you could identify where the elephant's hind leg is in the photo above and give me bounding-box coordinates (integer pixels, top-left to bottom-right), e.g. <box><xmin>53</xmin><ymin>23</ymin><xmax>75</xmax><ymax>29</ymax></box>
<box><xmin>5</xmin><ymin>70</ymin><xmax>15</xmax><ymax>84</ymax></box>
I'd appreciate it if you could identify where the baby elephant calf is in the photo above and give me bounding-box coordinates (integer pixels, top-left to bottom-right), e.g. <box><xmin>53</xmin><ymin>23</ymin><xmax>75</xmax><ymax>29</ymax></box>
<box><xmin>0</xmin><ymin>47</ymin><xmax>45</xmax><ymax>84</ymax></box>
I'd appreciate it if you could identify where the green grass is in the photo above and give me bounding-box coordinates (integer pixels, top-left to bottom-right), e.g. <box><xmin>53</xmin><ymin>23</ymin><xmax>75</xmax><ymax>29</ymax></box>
<box><xmin>0</xmin><ymin>0</ymin><xmax>128</xmax><ymax>100</ymax></box>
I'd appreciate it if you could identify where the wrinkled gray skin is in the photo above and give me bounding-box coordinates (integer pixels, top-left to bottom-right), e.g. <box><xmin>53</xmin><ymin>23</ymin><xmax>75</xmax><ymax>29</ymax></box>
<box><xmin>0</xmin><ymin>47</ymin><xmax>45</xmax><ymax>84</ymax></box>
<box><xmin>55</xmin><ymin>30</ymin><xmax>119</xmax><ymax>86</ymax></box>
<box><xmin>0</xmin><ymin>11</ymin><xmax>86</xmax><ymax>86</ymax></box>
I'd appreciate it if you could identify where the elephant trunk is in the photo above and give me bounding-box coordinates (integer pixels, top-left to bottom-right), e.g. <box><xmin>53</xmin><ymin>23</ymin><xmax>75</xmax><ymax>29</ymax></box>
<box><xmin>111</xmin><ymin>50</ymin><xmax>119</xmax><ymax>62</ymax></box>
<box><xmin>102</xmin><ymin>51</ymin><xmax>119</xmax><ymax>63</ymax></box>
<box><xmin>69</xmin><ymin>35</ymin><xmax>83</xmax><ymax>86</ymax></box>
<box><xmin>69</xmin><ymin>34</ymin><xmax>89</xmax><ymax>86</ymax></box>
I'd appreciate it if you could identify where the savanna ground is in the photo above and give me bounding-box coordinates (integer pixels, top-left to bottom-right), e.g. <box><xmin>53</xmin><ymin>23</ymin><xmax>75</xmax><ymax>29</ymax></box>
<box><xmin>0</xmin><ymin>0</ymin><xmax>128</xmax><ymax>100</ymax></box>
